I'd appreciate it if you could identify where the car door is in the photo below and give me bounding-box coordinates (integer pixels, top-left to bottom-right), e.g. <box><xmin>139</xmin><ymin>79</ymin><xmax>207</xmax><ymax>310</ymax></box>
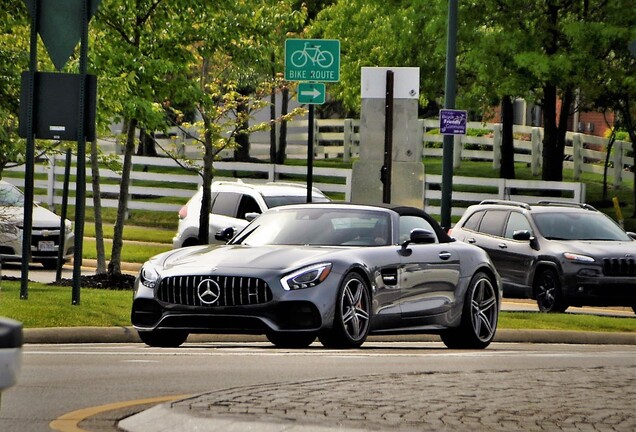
<box><xmin>464</xmin><ymin>209</ymin><xmax>509</xmax><ymax>276</ymax></box>
<box><xmin>397</xmin><ymin>216</ymin><xmax>461</xmax><ymax>318</ymax></box>
<box><xmin>499</xmin><ymin>211</ymin><xmax>536</xmax><ymax>295</ymax></box>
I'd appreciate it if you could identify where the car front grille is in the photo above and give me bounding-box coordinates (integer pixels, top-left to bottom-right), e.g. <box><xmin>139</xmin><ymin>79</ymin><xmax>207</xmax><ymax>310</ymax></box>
<box><xmin>603</xmin><ymin>257</ymin><xmax>636</xmax><ymax>277</ymax></box>
<box><xmin>31</xmin><ymin>227</ymin><xmax>63</xmax><ymax>256</ymax></box>
<box><xmin>156</xmin><ymin>275</ymin><xmax>273</xmax><ymax>307</ymax></box>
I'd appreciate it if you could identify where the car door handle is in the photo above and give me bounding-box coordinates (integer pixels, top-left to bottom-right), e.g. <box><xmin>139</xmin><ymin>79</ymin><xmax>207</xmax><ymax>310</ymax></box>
<box><xmin>439</xmin><ymin>252</ymin><xmax>452</xmax><ymax>260</ymax></box>
<box><xmin>466</xmin><ymin>238</ymin><xmax>476</xmax><ymax>244</ymax></box>
<box><xmin>498</xmin><ymin>243</ymin><xmax>508</xmax><ymax>249</ymax></box>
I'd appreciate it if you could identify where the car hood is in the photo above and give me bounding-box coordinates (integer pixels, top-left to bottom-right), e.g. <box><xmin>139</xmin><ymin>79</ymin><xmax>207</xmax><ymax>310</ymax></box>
<box><xmin>1</xmin><ymin>205</ymin><xmax>61</xmax><ymax>227</ymax></box>
<box><xmin>554</xmin><ymin>239</ymin><xmax>636</xmax><ymax>258</ymax></box>
<box><xmin>154</xmin><ymin>244</ymin><xmax>342</xmax><ymax>273</ymax></box>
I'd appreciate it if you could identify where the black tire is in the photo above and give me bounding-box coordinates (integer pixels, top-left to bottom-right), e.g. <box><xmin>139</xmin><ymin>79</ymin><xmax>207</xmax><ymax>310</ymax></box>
<box><xmin>632</xmin><ymin>306</ymin><xmax>636</xmax><ymax>315</ymax></box>
<box><xmin>534</xmin><ymin>268</ymin><xmax>568</xmax><ymax>313</ymax></box>
<box><xmin>440</xmin><ymin>271</ymin><xmax>499</xmax><ymax>350</ymax></box>
<box><xmin>181</xmin><ymin>238</ymin><xmax>200</xmax><ymax>247</ymax></box>
<box><xmin>40</xmin><ymin>260</ymin><xmax>58</xmax><ymax>270</ymax></box>
<box><xmin>319</xmin><ymin>273</ymin><xmax>371</xmax><ymax>349</ymax></box>
<box><xmin>266</xmin><ymin>331</ymin><xmax>316</xmax><ymax>348</ymax></box>
<box><xmin>138</xmin><ymin>330</ymin><xmax>188</xmax><ymax>347</ymax></box>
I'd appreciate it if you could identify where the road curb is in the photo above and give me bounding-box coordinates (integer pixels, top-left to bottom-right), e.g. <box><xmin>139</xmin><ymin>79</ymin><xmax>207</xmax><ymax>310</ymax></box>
<box><xmin>22</xmin><ymin>327</ymin><xmax>636</xmax><ymax>345</ymax></box>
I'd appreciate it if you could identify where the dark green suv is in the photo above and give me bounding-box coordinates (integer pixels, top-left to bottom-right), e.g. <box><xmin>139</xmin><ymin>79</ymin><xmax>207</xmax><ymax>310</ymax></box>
<box><xmin>451</xmin><ymin>200</ymin><xmax>636</xmax><ymax>314</ymax></box>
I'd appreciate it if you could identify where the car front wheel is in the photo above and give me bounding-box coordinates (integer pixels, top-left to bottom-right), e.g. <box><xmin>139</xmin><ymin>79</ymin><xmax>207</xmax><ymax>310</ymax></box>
<box><xmin>534</xmin><ymin>268</ymin><xmax>568</xmax><ymax>313</ymax></box>
<box><xmin>319</xmin><ymin>273</ymin><xmax>370</xmax><ymax>349</ymax></box>
<box><xmin>440</xmin><ymin>271</ymin><xmax>499</xmax><ymax>349</ymax></box>
<box><xmin>138</xmin><ymin>330</ymin><xmax>188</xmax><ymax>347</ymax></box>
<box><xmin>266</xmin><ymin>332</ymin><xmax>316</xmax><ymax>348</ymax></box>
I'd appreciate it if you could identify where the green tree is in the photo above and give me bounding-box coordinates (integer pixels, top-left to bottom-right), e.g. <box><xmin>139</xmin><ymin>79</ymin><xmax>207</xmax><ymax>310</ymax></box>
<box><xmin>94</xmin><ymin>0</ymin><xmax>194</xmax><ymax>275</ymax></box>
<box><xmin>311</xmin><ymin>0</ymin><xmax>447</xmax><ymax>116</ymax></box>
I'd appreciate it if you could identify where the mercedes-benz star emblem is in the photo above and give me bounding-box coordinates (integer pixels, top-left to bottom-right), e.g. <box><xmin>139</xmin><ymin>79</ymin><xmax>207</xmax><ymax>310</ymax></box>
<box><xmin>197</xmin><ymin>279</ymin><xmax>221</xmax><ymax>305</ymax></box>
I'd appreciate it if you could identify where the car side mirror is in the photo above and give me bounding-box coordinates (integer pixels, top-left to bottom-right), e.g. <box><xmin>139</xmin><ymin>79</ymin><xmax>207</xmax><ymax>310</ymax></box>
<box><xmin>214</xmin><ymin>227</ymin><xmax>235</xmax><ymax>242</ymax></box>
<box><xmin>245</xmin><ymin>212</ymin><xmax>260</xmax><ymax>222</ymax></box>
<box><xmin>0</xmin><ymin>317</ymin><xmax>23</xmax><ymax>394</ymax></box>
<box><xmin>400</xmin><ymin>229</ymin><xmax>436</xmax><ymax>255</ymax></box>
<box><xmin>512</xmin><ymin>230</ymin><xmax>533</xmax><ymax>241</ymax></box>
<box><xmin>628</xmin><ymin>232</ymin><xmax>636</xmax><ymax>240</ymax></box>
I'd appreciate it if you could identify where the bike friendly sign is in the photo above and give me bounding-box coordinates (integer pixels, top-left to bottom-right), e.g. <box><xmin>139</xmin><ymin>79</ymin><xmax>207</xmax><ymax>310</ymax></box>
<box><xmin>285</xmin><ymin>39</ymin><xmax>340</xmax><ymax>82</ymax></box>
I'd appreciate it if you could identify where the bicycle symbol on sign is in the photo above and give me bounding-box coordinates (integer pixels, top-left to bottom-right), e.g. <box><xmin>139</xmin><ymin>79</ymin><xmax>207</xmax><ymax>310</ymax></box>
<box><xmin>290</xmin><ymin>42</ymin><xmax>334</xmax><ymax>68</ymax></box>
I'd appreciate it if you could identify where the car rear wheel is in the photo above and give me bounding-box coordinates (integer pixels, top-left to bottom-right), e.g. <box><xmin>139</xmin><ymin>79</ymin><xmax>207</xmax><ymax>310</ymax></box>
<box><xmin>319</xmin><ymin>273</ymin><xmax>370</xmax><ymax>349</ymax></box>
<box><xmin>266</xmin><ymin>332</ymin><xmax>316</xmax><ymax>348</ymax></box>
<box><xmin>440</xmin><ymin>271</ymin><xmax>499</xmax><ymax>349</ymax></box>
<box><xmin>534</xmin><ymin>268</ymin><xmax>568</xmax><ymax>313</ymax></box>
<box><xmin>138</xmin><ymin>330</ymin><xmax>188</xmax><ymax>347</ymax></box>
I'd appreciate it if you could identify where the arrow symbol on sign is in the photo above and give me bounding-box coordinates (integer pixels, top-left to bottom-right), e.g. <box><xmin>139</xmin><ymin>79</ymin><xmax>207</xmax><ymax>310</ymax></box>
<box><xmin>300</xmin><ymin>88</ymin><xmax>322</xmax><ymax>98</ymax></box>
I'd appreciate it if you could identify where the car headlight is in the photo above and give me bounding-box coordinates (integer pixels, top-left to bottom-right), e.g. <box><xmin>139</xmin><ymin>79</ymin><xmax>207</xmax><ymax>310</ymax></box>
<box><xmin>281</xmin><ymin>263</ymin><xmax>332</xmax><ymax>291</ymax></box>
<box><xmin>563</xmin><ymin>252</ymin><xmax>595</xmax><ymax>263</ymax></box>
<box><xmin>64</xmin><ymin>219</ymin><xmax>73</xmax><ymax>234</ymax></box>
<box><xmin>139</xmin><ymin>264</ymin><xmax>160</xmax><ymax>288</ymax></box>
<box><xmin>0</xmin><ymin>223</ymin><xmax>19</xmax><ymax>235</ymax></box>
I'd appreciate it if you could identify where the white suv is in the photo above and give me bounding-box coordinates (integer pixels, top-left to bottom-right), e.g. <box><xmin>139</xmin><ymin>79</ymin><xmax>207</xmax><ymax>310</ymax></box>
<box><xmin>0</xmin><ymin>180</ymin><xmax>74</xmax><ymax>269</ymax></box>
<box><xmin>172</xmin><ymin>180</ymin><xmax>330</xmax><ymax>248</ymax></box>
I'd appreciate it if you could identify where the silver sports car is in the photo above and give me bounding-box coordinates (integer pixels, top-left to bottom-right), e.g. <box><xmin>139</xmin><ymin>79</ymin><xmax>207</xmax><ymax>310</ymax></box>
<box><xmin>132</xmin><ymin>203</ymin><xmax>502</xmax><ymax>349</ymax></box>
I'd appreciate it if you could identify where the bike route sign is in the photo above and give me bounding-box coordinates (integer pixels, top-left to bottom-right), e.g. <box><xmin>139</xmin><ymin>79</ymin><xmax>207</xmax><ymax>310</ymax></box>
<box><xmin>285</xmin><ymin>39</ymin><xmax>340</xmax><ymax>82</ymax></box>
<box><xmin>297</xmin><ymin>83</ymin><xmax>326</xmax><ymax>104</ymax></box>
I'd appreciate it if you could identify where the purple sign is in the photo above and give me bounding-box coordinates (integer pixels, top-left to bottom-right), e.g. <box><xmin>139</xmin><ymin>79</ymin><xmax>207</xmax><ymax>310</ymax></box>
<box><xmin>439</xmin><ymin>109</ymin><xmax>467</xmax><ymax>135</ymax></box>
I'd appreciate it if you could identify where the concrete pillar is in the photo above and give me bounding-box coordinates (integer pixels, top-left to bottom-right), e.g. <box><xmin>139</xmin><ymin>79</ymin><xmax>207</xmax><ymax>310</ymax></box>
<box><xmin>351</xmin><ymin>68</ymin><xmax>424</xmax><ymax>208</ymax></box>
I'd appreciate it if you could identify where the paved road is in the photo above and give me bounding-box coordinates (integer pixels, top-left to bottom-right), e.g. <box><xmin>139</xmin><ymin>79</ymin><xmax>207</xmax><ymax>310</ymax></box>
<box><xmin>1</xmin><ymin>342</ymin><xmax>635</xmax><ymax>432</ymax></box>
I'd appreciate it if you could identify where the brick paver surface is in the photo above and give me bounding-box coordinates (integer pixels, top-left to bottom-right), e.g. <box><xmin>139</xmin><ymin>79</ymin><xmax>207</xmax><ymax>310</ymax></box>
<box><xmin>172</xmin><ymin>366</ymin><xmax>636</xmax><ymax>431</ymax></box>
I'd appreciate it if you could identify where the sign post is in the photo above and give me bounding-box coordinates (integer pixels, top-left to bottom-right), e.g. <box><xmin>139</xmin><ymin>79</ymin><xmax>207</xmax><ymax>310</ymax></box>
<box><xmin>285</xmin><ymin>39</ymin><xmax>340</xmax><ymax>202</ymax></box>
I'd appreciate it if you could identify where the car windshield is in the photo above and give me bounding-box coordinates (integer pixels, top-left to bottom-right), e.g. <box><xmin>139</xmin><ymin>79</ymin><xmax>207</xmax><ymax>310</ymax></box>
<box><xmin>533</xmin><ymin>212</ymin><xmax>631</xmax><ymax>241</ymax></box>
<box><xmin>231</xmin><ymin>207</ymin><xmax>391</xmax><ymax>247</ymax></box>
<box><xmin>0</xmin><ymin>183</ymin><xmax>25</xmax><ymax>207</ymax></box>
<box><xmin>263</xmin><ymin>195</ymin><xmax>330</xmax><ymax>208</ymax></box>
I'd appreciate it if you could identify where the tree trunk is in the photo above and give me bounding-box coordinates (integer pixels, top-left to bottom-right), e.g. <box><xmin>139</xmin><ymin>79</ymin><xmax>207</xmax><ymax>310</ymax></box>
<box><xmin>541</xmin><ymin>83</ymin><xmax>562</xmax><ymax>181</ymax></box>
<box><xmin>269</xmin><ymin>89</ymin><xmax>277</xmax><ymax>162</ymax></box>
<box><xmin>108</xmin><ymin>118</ymin><xmax>137</xmax><ymax>276</ymax></box>
<box><xmin>90</xmin><ymin>138</ymin><xmax>107</xmax><ymax>274</ymax></box>
<box><xmin>198</xmin><ymin>119</ymin><xmax>215</xmax><ymax>245</ymax></box>
<box><xmin>136</xmin><ymin>128</ymin><xmax>158</xmax><ymax>156</ymax></box>
<box><xmin>233</xmin><ymin>93</ymin><xmax>251</xmax><ymax>162</ymax></box>
<box><xmin>276</xmin><ymin>86</ymin><xmax>290</xmax><ymax>164</ymax></box>
<box><xmin>500</xmin><ymin>95</ymin><xmax>515</xmax><ymax>179</ymax></box>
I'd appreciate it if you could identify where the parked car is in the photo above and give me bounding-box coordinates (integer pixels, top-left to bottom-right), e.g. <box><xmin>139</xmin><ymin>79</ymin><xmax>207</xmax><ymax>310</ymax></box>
<box><xmin>0</xmin><ymin>180</ymin><xmax>74</xmax><ymax>269</ymax></box>
<box><xmin>172</xmin><ymin>180</ymin><xmax>330</xmax><ymax>248</ymax></box>
<box><xmin>134</xmin><ymin>203</ymin><xmax>502</xmax><ymax>349</ymax></box>
<box><xmin>0</xmin><ymin>317</ymin><xmax>22</xmax><ymax>408</ymax></box>
<box><xmin>451</xmin><ymin>200</ymin><xmax>636</xmax><ymax>314</ymax></box>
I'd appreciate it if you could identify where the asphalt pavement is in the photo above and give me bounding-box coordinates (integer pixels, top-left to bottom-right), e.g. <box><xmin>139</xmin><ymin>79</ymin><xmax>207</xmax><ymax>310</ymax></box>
<box><xmin>6</xmin><ymin>261</ymin><xmax>636</xmax><ymax>431</ymax></box>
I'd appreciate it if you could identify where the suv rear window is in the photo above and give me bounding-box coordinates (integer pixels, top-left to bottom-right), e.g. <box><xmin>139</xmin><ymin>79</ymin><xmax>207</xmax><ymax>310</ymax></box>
<box><xmin>211</xmin><ymin>192</ymin><xmax>241</xmax><ymax>217</ymax></box>
<box><xmin>478</xmin><ymin>210</ymin><xmax>508</xmax><ymax>236</ymax></box>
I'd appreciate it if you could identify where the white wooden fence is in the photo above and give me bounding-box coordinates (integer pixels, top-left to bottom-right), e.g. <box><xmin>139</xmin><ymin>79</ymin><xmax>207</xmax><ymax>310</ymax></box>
<box><xmin>4</xmin><ymin>153</ymin><xmax>586</xmax><ymax>220</ymax></box>
<box><xmin>100</xmin><ymin>118</ymin><xmax>632</xmax><ymax>190</ymax></box>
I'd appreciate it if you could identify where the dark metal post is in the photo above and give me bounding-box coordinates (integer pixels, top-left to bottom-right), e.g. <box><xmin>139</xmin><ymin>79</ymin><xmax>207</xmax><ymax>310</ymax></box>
<box><xmin>56</xmin><ymin>148</ymin><xmax>72</xmax><ymax>283</ymax></box>
<box><xmin>20</xmin><ymin>0</ymin><xmax>40</xmax><ymax>300</ymax></box>
<box><xmin>72</xmin><ymin>0</ymin><xmax>90</xmax><ymax>305</ymax></box>
<box><xmin>306</xmin><ymin>104</ymin><xmax>314</xmax><ymax>203</ymax></box>
<box><xmin>441</xmin><ymin>0</ymin><xmax>459</xmax><ymax>230</ymax></box>
<box><xmin>382</xmin><ymin>70</ymin><xmax>395</xmax><ymax>204</ymax></box>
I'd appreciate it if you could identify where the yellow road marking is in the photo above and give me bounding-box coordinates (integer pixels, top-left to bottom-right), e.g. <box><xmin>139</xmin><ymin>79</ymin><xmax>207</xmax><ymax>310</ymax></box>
<box><xmin>49</xmin><ymin>394</ymin><xmax>191</xmax><ymax>432</ymax></box>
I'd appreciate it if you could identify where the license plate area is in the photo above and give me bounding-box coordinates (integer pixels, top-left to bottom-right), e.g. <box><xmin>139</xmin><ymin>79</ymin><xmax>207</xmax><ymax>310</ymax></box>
<box><xmin>38</xmin><ymin>241</ymin><xmax>56</xmax><ymax>251</ymax></box>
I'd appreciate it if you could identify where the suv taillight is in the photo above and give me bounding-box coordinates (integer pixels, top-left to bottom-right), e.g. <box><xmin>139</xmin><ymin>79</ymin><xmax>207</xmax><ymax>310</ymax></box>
<box><xmin>178</xmin><ymin>205</ymin><xmax>188</xmax><ymax>219</ymax></box>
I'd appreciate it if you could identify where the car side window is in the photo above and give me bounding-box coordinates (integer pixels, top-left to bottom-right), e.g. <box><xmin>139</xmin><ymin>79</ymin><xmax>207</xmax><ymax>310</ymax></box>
<box><xmin>478</xmin><ymin>210</ymin><xmax>508</xmax><ymax>237</ymax></box>
<box><xmin>504</xmin><ymin>211</ymin><xmax>532</xmax><ymax>239</ymax></box>
<box><xmin>236</xmin><ymin>194</ymin><xmax>261</xmax><ymax>220</ymax></box>
<box><xmin>211</xmin><ymin>192</ymin><xmax>240</xmax><ymax>217</ymax></box>
<box><xmin>462</xmin><ymin>210</ymin><xmax>484</xmax><ymax>232</ymax></box>
<box><xmin>399</xmin><ymin>215</ymin><xmax>438</xmax><ymax>244</ymax></box>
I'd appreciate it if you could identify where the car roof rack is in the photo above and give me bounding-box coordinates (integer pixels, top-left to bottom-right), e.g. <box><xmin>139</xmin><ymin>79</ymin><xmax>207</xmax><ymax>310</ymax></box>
<box><xmin>536</xmin><ymin>201</ymin><xmax>597</xmax><ymax>211</ymax></box>
<box><xmin>479</xmin><ymin>199</ymin><xmax>531</xmax><ymax>210</ymax></box>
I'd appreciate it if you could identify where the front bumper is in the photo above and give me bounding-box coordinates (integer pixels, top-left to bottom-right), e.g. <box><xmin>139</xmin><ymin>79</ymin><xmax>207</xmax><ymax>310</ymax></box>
<box><xmin>564</xmin><ymin>273</ymin><xmax>636</xmax><ymax>307</ymax></box>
